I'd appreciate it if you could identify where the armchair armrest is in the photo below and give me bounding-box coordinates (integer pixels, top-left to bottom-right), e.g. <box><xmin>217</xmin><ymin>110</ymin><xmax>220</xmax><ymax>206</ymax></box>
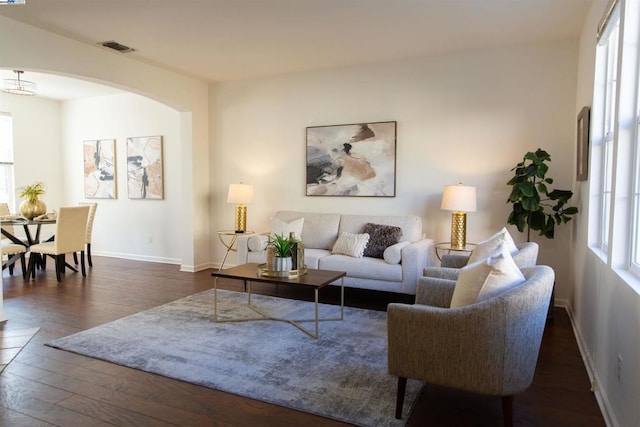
<box><xmin>415</xmin><ymin>276</ymin><xmax>456</xmax><ymax>307</ymax></box>
<box><xmin>441</xmin><ymin>254</ymin><xmax>470</xmax><ymax>268</ymax></box>
<box><xmin>388</xmin><ymin>301</ymin><xmax>509</xmax><ymax>395</ymax></box>
<box><xmin>422</xmin><ymin>266</ymin><xmax>461</xmax><ymax>281</ymax></box>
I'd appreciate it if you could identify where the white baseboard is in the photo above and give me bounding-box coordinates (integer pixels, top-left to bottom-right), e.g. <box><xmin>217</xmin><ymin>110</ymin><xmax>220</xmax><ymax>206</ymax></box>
<box><xmin>562</xmin><ymin>304</ymin><xmax>617</xmax><ymax>427</ymax></box>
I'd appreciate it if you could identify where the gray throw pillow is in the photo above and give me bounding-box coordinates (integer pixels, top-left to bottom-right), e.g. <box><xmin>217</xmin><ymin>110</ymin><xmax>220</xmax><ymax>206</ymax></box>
<box><xmin>362</xmin><ymin>223</ymin><xmax>403</xmax><ymax>258</ymax></box>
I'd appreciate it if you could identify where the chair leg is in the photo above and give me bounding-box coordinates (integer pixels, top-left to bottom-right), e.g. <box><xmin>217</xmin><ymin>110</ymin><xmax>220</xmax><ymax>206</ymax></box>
<box><xmin>55</xmin><ymin>255</ymin><xmax>63</xmax><ymax>282</ymax></box>
<box><xmin>87</xmin><ymin>243</ymin><xmax>92</xmax><ymax>267</ymax></box>
<box><xmin>395</xmin><ymin>377</ymin><xmax>407</xmax><ymax>419</ymax></box>
<box><xmin>502</xmin><ymin>395</ymin><xmax>514</xmax><ymax>427</ymax></box>
<box><xmin>19</xmin><ymin>253</ymin><xmax>26</xmax><ymax>280</ymax></box>
<box><xmin>26</xmin><ymin>254</ymin><xmax>35</xmax><ymax>279</ymax></box>
<box><xmin>8</xmin><ymin>262</ymin><xmax>14</xmax><ymax>275</ymax></box>
<box><xmin>80</xmin><ymin>251</ymin><xmax>86</xmax><ymax>277</ymax></box>
<box><xmin>73</xmin><ymin>251</ymin><xmax>78</xmax><ymax>265</ymax></box>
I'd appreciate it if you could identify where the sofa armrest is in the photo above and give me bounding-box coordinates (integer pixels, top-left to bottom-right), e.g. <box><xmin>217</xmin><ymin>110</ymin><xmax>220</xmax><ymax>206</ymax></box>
<box><xmin>400</xmin><ymin>238</ymin><xmax>436</xmax><ymax>295</ymax></box>
<box><xmin>235</xmin><ymin>235</ymin><xmax>252</xmax><ymax>265</ymax></box>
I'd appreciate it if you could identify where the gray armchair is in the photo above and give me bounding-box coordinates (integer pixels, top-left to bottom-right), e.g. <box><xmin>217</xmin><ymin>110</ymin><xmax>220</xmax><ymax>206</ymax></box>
<box><xmin>387</xmin><ymin>265</ymin><xmax>554</xmax><ymax>426</ymax></box>
<box><xmin>426</xmin><ymin>241</ymin><xmax>539</xmax><ymax>281</ymax></box>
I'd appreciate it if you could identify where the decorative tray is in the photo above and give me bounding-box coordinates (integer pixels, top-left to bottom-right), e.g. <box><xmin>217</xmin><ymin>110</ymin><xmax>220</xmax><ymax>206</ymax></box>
<box><xmin>257</xmin><ymin>263</ymin><xmax>308</xmax><ymax>278</ymax></box>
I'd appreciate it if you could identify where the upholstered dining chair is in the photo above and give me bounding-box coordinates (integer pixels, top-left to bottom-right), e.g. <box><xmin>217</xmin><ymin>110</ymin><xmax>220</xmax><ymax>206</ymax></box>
<box><xmin>387</xmin><ymin>265</ymin><xmax>554</xmax><ymax>426</ymax></box>
<box><xmin>27</xmin><ymin>205</ymin><xmax>90</xmax><ymax>282</ymax></box>
<box><xmin>73</xmin><ymin>202</ymin><xmax>98</xmax><ymax>267</ymax></box>
<box><xmin>0</xmin><ymin>202</ymin><xmax>28</xmax><ymax>278</ymax></box>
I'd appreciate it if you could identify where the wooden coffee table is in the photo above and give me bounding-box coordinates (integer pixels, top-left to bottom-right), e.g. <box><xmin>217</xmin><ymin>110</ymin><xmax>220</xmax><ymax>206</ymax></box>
<box><xmin>211</xmin><ymin>263</ymin><xmax>347</xmax><ymax>339</ymax></box>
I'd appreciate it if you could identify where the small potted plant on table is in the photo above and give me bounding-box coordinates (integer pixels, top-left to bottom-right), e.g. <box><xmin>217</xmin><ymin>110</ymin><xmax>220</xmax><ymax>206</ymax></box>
<box><xmin>267</xmin><ymin>233</ymin><xmax>297</xmax><ymax>271</ymax></box>
<box><xmin>18</xmin><ymin>181</ymin><xmax>47</xmax><ymax>220</ymax></box>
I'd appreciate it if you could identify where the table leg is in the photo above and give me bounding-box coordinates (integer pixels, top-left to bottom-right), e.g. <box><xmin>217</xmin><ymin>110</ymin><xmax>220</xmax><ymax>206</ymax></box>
<box><xmin>314</xmin><ymin>288</ymin><xmax>319</xmax><ymax>339</ymax></box>
<box><xmin>218</xmin><ymin>235</ymin><xmax>238</xmax><ymax>271</ymax></box>
<box><xmin>214</xmin><ymin>276</ymin><xmax>218</xmax><ymax>321</ymax></box>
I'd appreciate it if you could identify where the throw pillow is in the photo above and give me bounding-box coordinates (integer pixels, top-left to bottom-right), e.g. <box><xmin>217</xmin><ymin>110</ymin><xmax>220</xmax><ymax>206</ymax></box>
<box><xmin>383</xmin><ymin>241</ymin><xmax>410</xmax><ymax>264</ymax></box>
<box><xmin>331</xmin><ymin>232</ymin><xmax>370</xmax><ymax>258</ymax></box>
<box><xmin>450</xmin><ymin>243</ymin><xmax>525</xmax><ymax>308</ymax></box>
<box><xmin>362</xmin><ymin>223</ymin><xmax>403</xmax><ymax>258</ymax></box>
<box><xmin>269</xmin><ymin>217</ymin><xmax>304</xmax><ymax>240</ymax></box>
<box><xmin>467</xmin><ymin>227</ymin><xmax>518</xmax><ymax>264</ymax></box>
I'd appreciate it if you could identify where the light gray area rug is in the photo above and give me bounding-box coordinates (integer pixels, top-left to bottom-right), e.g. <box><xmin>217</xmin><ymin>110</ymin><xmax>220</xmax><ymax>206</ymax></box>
<box><xmin>46</xmin><ymin>289</ymin><xmax>422</xmax><ymax>426</ymax></box>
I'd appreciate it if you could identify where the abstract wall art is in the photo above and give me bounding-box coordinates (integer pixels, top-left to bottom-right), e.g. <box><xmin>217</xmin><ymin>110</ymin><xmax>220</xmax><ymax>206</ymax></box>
<box><xmin>306</xmin><ymin>121</ymin><xmax>396</xmax><ymax>197</ymax></box>
<box><xmin>126</xmin><ymin>135</ymin><xmax>164</xmax><ymax>199</ymax></box>
<box><xmin>83</xmin><ymin>139</ymin><xmax>116</xmax><ymax>199</ymax></box>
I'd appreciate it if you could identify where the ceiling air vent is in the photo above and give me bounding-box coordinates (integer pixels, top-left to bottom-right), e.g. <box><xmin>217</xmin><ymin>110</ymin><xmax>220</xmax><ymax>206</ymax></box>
<box><xmin>100</xmin><ymin>40</ymin><xmax>135</xmax><ymax>53</ymax></box>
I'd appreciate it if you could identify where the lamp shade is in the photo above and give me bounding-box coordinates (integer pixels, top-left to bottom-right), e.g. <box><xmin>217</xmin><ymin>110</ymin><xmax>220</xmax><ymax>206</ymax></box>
<box><xmin>227</xmin><ymin>183</ymin><xmax>254</xmax><ymax>204</ymax></box>
<box><xmin>441</xmin><ymin>184</ymin><xmax>477</xmax><ymax>212</ymax></box>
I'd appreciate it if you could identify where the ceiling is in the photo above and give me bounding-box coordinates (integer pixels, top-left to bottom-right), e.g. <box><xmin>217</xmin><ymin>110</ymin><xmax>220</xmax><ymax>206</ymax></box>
<box><xmin>0</xmin><ymin>0</ymin><xmax>592</xmax><ymax>100</ymax></box>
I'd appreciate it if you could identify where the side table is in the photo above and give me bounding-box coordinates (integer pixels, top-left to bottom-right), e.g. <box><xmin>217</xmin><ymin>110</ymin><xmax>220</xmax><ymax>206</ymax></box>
<box><xmin>435</xmin><ymin>242</ymin><xmax>476</xmax><ymax>261</ymax></box>
<box><xmin>217</xmin><ymin>230</ymin><xmax>254</xmax><ymax>271</ymax></box>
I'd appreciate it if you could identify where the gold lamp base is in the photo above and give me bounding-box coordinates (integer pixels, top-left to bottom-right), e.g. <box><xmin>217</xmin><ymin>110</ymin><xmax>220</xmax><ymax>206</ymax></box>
<box><xmin>234</xmin><ymin>204</ymin><xmax>247</xmax><ymax>233</ymax></box>
<box><xmin>450</xmin><ymin>211</ymin><xmax>467</xmax><ymax>249</ymax></box>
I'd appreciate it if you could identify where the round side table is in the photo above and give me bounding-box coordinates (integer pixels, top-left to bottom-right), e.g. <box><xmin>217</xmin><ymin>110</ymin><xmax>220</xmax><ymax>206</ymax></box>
<box><xmin>217</xmin><ymin>230</ymin><xmax>254</xmax><ymax>270</ymax></box>
<box><xmin>435</xmin><ymin>242</ymin><xmax>476</xmax><ymax>261</ymax></box>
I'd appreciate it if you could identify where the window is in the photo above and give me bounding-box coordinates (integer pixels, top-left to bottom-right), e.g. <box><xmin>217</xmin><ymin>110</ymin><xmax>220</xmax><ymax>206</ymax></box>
<box><xmin>0</xmin><ymin>113</ymin><xmax>16</xmax><ymax>212</ymax></box>
<box><xmin>591</xmin><ymin>7</ymin><xmax>620</xmax><ymax>257</ymax></box>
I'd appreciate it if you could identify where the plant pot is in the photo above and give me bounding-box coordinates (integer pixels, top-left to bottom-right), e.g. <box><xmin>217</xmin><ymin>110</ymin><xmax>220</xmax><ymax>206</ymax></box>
<box><xmin>19</xmin><ymin>199</ymin><xmax>47</xmax><ymax>220</ymax></box>
<box><xmin>271</xmin><ymin>256</ymin><xmax>292</xmax><ymax>272</ymax></box>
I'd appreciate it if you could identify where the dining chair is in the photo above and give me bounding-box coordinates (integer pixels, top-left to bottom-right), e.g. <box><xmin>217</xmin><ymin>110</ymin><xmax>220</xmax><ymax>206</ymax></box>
<box><xmin>0</xmin><ymin>202</ymin><xmax>28</xmax><ymax>278</ymax></box>
<box><xmin>27</xmin><ymin>205</ymin><xmax>90</xmax><ymax>282</ymax></box>
<box><xmin>73</xmin><ymin>202</ymin><xmax>98</xmax><ymax>267</ymax></box>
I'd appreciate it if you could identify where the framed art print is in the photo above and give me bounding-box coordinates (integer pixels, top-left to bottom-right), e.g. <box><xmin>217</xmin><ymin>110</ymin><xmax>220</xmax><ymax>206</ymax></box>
<box><xmin>127</xmin><ymin>135</ymin><xmax>164</xmax><ymax>199</ymax></box>
<box><xmin>83</xmin><ymin>139</ymin><xmax>116</xmax><ymax>199</ymax></box>
<box><xmin>306</xmin><ymin>121</ymin><xmax>396</xmax><ymax>197</ymax></box>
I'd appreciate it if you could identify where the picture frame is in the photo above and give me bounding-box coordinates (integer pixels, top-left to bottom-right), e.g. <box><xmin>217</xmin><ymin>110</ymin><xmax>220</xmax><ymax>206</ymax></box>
<box><xmin>83</xmin><ymin>139</ymin><xmax>117</xmax><ymax>199</ymax></box>
<box><xmin>306</xmin><ymin>121</ymin><xmax>396</xmax><ymax>197</ymax></box>
<box><xmin>577</xmin><ymin>106</ymin><xmax>590</xmax><ymax>181</ymax></box>
<box><xmin>126</xmin><ymin>135</ymin><xmax>164</xmax><ymax>199</ymax></box>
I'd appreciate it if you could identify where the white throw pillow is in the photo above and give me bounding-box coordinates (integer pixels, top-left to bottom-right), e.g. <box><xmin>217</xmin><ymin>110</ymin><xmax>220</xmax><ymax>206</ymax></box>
<box><xmin>450</xmin><ymin>243</ymin><xmax>525</xmax><ymax>308</ymax></box>
<box><xmin>383</xmin><ymin>241</ymin><xmax>410</xmax><ymax>264</ymax></box>
<box><xmin>467</xmin><ymin>227</ymin><xmax>518</xmax><ymax>264</ymax></box>
<box><xmin>269</xmin><ymin>217</ymin><xmax>304</xmax><ymax>240</ymax></box>
<box><xmin>331</xmin><ymin>232</ymin><xmax>370</xmax><ymax>258</ymax></box>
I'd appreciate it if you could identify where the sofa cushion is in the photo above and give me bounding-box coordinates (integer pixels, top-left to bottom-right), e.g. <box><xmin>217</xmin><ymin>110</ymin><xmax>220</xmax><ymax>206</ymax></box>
<box><xmin>450</xmin><ymin>243</ymin><xmax>525</xmax><ymax>308</ymax></box>
<box><xmin>269</xmin><ymin>217</ymin><xmax>304</xmax><ymax>240</ymax></box>
<box><xmin>319</xmin><ymin>255</ymin><xmax>402</xmax><ymax>282</ymax></box>
<box><xmin>331</xmin><ymin>232</ymin><xmax>370</xmax><ymax>258</ymax></box>
<box><xmin>275</xmin><ymin>211</ymin><xmax>341</xmax><ymax>250</ymax></box>
<box><xmin>467</xmin><ymin>227</ymin><xmax>518</xmax><ymax>264</ymax></box>
<box><xmin>383</xmin><ymin>241</ymin><xmax>410</xmax><ymax>264</ymax></box>
<box><xmin>362</xmin><ymin>223</ymin><xmax>403</xmax><ymax>258</ymax></box>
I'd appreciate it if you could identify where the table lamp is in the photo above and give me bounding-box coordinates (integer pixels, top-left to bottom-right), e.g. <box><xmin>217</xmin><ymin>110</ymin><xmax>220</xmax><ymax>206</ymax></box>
<box><xmin>227</xmin><ymin>183</ymin><xmax>254</xmax><ymax>233</ymax></box>
<box><xmin>441</xmin><ymin>183</ymin><xmax>477</xmax><ymax>249</ymax></box>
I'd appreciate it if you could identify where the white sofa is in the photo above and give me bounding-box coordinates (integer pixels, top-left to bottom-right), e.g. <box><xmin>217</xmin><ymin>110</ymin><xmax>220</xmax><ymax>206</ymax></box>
<box><xmin>236</xmin><ymin>211</ymin><xmax>436</xmax><ymax>295</ymax></box>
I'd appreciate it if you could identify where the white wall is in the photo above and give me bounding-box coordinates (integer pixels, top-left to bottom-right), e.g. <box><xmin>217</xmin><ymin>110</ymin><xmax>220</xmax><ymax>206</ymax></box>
<box><xmin>61</xmin><ymin>93</ymin><xmax>183</xmax><ymax>263</ymax></box>
<box><xmin>573</xmin><ymin>1</ymin><xmax>640</xmax><ymax>426</ymax></box>
<box><xmin>210</xmin><ymin>40</ymin><xmax>579</xmax><ymax>300</ymax></box>
<box><xmin>0</xmin><ymin>95</ymin><xmax>63</xmax><ymax>212</ymax></box>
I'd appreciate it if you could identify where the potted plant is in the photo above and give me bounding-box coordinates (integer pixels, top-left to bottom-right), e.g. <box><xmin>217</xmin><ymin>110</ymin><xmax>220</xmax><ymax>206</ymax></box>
<box><xmin>267</xmin><ymin>233</ymin><xmax>297</xmax><ymax>271</ymax></box>
<box><xmin>506</xmin><ymin>148</ymin><xmax>579</xmax><ymax>241</ymax></box>
<box><xmin>18</xmin><ymin>181</ymin><xmax>47</xmax><ymax>220</ymax></box>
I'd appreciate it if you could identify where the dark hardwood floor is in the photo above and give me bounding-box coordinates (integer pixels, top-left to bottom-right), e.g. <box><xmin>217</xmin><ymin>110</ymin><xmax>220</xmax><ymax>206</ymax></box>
<box><xmin>0</xmin><ymin>257</ymin><xmax>605</xmax><ymax>426</ymax></box>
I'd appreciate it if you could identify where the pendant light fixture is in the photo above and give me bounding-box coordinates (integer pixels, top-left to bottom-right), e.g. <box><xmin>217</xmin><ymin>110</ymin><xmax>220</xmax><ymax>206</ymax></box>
<box><xmin>2</xmin><ymin>70</ymin><xmax>37</xmax><ymax>96</ymax></box>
